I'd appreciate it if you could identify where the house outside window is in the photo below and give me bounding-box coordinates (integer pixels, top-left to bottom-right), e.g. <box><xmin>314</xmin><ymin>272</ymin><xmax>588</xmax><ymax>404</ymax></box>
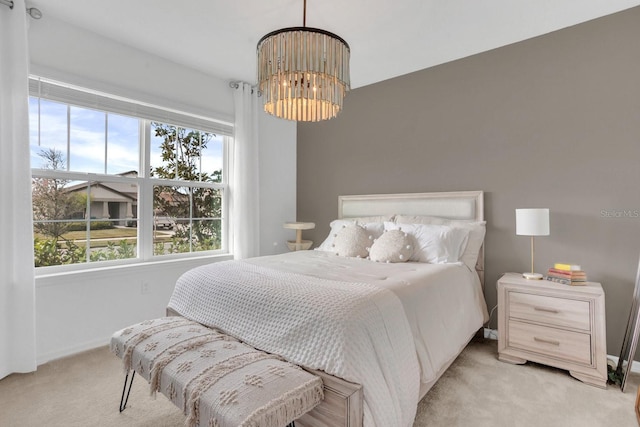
<box><xmin>29</xmin><ymin>77</ymin><xmax>233</xmax><ymax>270</ymax></box>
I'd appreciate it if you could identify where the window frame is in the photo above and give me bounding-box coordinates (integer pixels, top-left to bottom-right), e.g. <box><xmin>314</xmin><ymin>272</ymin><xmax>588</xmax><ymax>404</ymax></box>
<box><xmin>30</xmin><ymin>77</ymin><xmax>232</xmax><ymax>274</ymax></box>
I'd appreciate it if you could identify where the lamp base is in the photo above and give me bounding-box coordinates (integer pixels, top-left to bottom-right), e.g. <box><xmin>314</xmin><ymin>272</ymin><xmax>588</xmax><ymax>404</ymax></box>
<box><xmin>522</xmin><ymin>272</ymin><xmax>544</xmax><ymax>280</ymax></box>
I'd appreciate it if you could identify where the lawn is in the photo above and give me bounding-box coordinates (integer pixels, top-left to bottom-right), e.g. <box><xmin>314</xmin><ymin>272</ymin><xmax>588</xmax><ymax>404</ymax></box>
<box><xmin>61</xmin><ymin>228</ymin><xmax>138</xmax><ymax>240</ymax></box>
<box><xmin>35</xmin><ymin>228</ymin><xmax>174</xmax><ymax>248</ymax></box>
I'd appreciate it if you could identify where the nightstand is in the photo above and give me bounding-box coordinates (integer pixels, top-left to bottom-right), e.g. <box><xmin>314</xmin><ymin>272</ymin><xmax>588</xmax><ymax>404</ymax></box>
<box><xmin>497</xmin><ymin>273</ymin><xmax>607</xmax><ymax>388</ymax></box>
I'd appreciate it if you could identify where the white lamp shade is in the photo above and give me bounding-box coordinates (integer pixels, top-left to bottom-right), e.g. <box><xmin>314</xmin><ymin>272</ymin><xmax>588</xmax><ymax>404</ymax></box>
<box><xmin>516</xmin><ymin>208</ymin><xmax>550</xmax><ymax>236</ymax></box>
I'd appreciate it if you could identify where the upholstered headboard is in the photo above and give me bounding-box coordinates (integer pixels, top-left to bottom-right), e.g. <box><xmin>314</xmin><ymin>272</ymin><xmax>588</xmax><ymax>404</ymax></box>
<box><xmin>338</xmin><ymin>191</ymin><xmax>485</xmax><ymax>288</ymax></box>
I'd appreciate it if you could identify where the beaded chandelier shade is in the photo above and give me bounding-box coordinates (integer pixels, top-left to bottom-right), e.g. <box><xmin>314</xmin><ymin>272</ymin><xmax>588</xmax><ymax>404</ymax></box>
<box><xmin>256</xmin><ymin>1</ymin><xmax>350</xmax><ymax>122</ymax></box>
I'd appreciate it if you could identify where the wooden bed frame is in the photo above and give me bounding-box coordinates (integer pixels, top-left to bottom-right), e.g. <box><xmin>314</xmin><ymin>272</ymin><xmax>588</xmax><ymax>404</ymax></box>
<box><xmin>169</xmin><ymin>190</ymin><xmax>485</xmax><ymax>427</ymax></box>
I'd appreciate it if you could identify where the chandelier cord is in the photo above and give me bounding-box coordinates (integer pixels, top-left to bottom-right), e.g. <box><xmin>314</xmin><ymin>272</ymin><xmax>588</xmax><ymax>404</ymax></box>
<box><xmin>0</xmin><ymin>0</ymin><xmax>43</xmax><ymax>19</ymax></box>
<box><xmin>303</xmin><ymin>0</ymin><xmax>306</xmax><ymax>27</ymax></box>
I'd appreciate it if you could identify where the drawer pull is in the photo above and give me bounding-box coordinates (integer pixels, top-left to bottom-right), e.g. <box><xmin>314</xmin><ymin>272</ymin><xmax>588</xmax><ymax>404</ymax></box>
<box><xmin>533</xmin><ymin>306</ymin><xmax>559</xmax><ymax>314</ymax></box>
<box><xmin>534</xmin><ymin>337</ymin><xmax>560</xmax><ymax>346</ymax></box>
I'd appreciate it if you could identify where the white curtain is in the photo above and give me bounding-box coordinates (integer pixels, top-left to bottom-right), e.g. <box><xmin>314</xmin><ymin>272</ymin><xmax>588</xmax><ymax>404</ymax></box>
<box><xmin>231</xmin><ymin>82</ymin><xmax>260</xmax><ymax>259</ymax></box>
<box><xmin>0</xmin><ymin>0</ymin><xmax>37</xmax><ymax>380</ymax></box>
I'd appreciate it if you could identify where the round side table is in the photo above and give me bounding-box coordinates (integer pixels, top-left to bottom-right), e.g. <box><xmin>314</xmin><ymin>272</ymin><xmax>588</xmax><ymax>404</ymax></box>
<box><xmin>283</xmin><ymin>222</ymin><xmax>315</xmax><ymax>251</ymax></box>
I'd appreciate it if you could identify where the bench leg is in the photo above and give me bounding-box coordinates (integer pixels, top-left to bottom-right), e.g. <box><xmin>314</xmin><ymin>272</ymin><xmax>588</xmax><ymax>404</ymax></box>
<box><xmin>119</xmin><ymin>371</ymin><xmax>135</xmax><ymax>412</ymax></box>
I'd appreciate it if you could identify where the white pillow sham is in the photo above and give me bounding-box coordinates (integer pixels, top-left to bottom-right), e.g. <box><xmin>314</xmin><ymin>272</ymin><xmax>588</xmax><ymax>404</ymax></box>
<box><xmin>394</xmin><ymin>215</ymin><xmax>486</xmax><ymax>271</ymax></box>
<box><xmin>316</xmin><ymin>219</ymin><xmax>385</xmax><ymax>251</ymax></box>
<box><xmin>384</xmin><ymin>221</ymin><xmax>470</xmax><ymax>264</ymax></box>
<box><xmin>369</xmin><ymin>229</ymin><xmax>413</xmax><ymax>263</ymax></box>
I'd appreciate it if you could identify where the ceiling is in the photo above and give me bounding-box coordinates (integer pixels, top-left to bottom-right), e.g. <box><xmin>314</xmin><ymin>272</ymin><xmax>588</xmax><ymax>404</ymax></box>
<box><xmin>28</xmin><ymin>0</ymin><xmax>640</xmax><ymax>89</ymax></box>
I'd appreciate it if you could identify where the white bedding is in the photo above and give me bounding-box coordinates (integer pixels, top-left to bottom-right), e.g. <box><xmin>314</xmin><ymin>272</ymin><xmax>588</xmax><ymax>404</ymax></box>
<box><xmin>168</xmin><ymin>250</ymin><xmax>488</xmax><ymax>427</ymax></box>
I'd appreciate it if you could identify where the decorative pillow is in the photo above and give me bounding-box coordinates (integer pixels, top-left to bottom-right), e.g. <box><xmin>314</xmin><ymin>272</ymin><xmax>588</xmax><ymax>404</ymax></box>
<box><xmin>384</xmin><ymin>221</ymin><xmax>470</xmax><ymax>264</ymax></box>
<box><xmin>395</xmin><ymin>215</ymin><xmax>486</xmax><ymax>271</ymax></box>
<box><xmin>316</xmin><ymin>219</ymin><xmax>384</xmax><ymax>251</ymax></box>
<box><xmin>331</xmin><ymin>224</ymin><xmax>371</xmax><ymax>258</ymax></box>
<box><xmin>369</xmin><ymin>230</ymin><xmax>413</xmax><ymax>263</ymax></box>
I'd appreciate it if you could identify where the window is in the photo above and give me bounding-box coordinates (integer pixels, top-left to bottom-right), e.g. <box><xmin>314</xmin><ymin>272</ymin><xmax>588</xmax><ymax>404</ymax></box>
<box><xmin>29</xmin><ymin>77</ymin><xmax>233</xmax><ymax>270</ymax></box>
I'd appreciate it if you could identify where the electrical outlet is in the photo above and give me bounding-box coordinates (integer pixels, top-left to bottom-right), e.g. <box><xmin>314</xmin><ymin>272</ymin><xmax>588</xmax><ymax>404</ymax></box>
<box><xmin>484</xmin><ymin>328</ymin><xmax>498</xmax><ymax>340</ymax></box>
<box><xmin>141</xmin><ymin>282</ymin><xmax>150</xmax><ymax>295</ymax></box>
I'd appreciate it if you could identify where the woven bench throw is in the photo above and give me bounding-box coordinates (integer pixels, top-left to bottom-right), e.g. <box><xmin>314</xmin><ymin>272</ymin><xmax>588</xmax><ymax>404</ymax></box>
<box><xmin>111</xmin><ymin>317</ymin><xmax>323</xmax><ymax>427</ymax></box>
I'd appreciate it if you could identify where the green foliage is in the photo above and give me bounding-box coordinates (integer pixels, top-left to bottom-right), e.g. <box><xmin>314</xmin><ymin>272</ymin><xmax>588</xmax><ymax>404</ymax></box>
<box><xmin>89</xmin><ymin>240</ymin><xmax>136</xmax><ymax>262</ymax></box>
<box><xmin>150</xmin><ymin>124</ymin><xmax>215</xmax><ymax>182</ymax></box>
<box><xmin>66</xmin><ymin>221</ymin><xmax>115</xmax><ymax>232</ymax></box>
<box><xmin>34</xmin><ymin>238</ymin><xmax>86</xmax><ymax>267</ymax></box>
<box><xmin>154</xmin><ymin>242</ymin><xmax>166</xmax><ymax>255</ymax></box>
<box><xmin>607</xmin><ymin>364</ymin><xmax>623</xmax><ymax>385</ymax></box>
<box><xmin>34</xmin><ymin>237</ymin><xmax>135</xmax><ymax>267</ymax></box>
<box><xmin>153</xmin><ymin>236</ymin><xmax>219</xmax><ymax>256</ymax></box>
<box><xmin>150</xmin><ymin>123</ymin><xmax>222</xmax><ymax>251</ymax></box>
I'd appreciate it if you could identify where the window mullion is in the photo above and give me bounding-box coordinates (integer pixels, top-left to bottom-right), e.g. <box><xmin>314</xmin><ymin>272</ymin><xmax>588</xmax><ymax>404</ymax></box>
<box><xmin>139</xmin><ymin>120</ymin><xmax>153</xmax><ymax>261</ymax></box>
<box><xmin>86</xmin><ymin>183</ymin><xmax>92</xmax><ymax>264</ymax></box>
<box><xmin>175</xmin><ymin>127</ymin><xmax>180</xmax><ymax>182</ymax></box>
<box><xmin>222</xmin><ymin>136</ymin><xmax>230</xmax><ymax>253</ymax></box>
<box><xmin>189</xmin><ymin>188</ymin><xmax>193</xmax><ymax>253</ymax></box>
<box><xmin>37</xmin><ymin>78</ymin><xmax>41</xmax><ymax>146</ymax></box>
<box><xmin>104</xmin><ymin>113</ymin><xmax>108</xmax><ymax>174</ymax></box>
<box><xmin>66</xmin><ymin>105</ymin><xmax>71</xmax><ymax>171</ymax></box>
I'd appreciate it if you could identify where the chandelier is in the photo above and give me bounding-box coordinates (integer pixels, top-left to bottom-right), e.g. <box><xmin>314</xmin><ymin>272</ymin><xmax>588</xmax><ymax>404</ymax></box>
<box><xmin>256</xmin><ymin>0</ymin><xmax>350</xmax><ymax>122</ymax></box>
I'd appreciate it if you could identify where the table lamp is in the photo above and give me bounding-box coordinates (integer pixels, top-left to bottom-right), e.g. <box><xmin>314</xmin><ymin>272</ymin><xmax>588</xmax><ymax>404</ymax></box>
<box><xmin>283</xmin><ymin>222</ymin><xmax>315</xmax><ymax>251</ymax></box>
<box><xmin>516</xmin><ymin>208</ymin><xmax>550</xmax><ymax>280</ymax></box>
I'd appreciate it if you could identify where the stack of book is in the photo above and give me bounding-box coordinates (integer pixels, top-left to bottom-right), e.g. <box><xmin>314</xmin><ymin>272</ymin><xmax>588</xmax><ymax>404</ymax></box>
<box><xmin>546</xmin><ymin>263</ymin><xmax>587</xmax><ymax>285</ymax></box>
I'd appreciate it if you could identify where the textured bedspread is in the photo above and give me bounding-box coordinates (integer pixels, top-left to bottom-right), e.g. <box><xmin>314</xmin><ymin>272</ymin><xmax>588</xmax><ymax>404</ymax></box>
<box><xmin>168</xmin><ymin>259</ymin><xmax>421</xmax><ymax>427</ymax></box>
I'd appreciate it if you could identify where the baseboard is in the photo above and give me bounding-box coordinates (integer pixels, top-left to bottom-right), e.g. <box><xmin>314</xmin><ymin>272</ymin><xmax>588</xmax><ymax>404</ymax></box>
<box><xmin>37</xmin><ymin>336</ymin><xmax>110</xmax><ymax>366</ymax></box>
<box><xmin>38</xmin><ymin>329</ymin><xmax>640</xmax><ymax>377</ymax></box>
<box><xmin>606</xmin><ymin>354</ymin><xmax>640</xmax><ymax>374</ymax></box>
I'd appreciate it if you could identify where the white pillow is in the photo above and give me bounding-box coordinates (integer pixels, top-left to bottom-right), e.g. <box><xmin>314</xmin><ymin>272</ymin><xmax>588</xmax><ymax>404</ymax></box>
<box><xmin>384</xmin><ymin>221</ymin><xmax>469</xmax><ymax>264</ymax></box>
<box><xmin>331</xmin><ymin>224</ymin><xmax>371</xmax><ymax>258</ymax></box>
<box><xmin>369</xmin><ymin>230</ymin><xmax>413</xmax><ymax>263</ymax></box>
<box><xmin>395</xmin><ymin>215</ymin><xmax>486</xmax><ymax>271</ymax></box>
<box><xmin>316</xmin><ymin>219</ymin><xmax>384</xmax><ymax>251</ymax></box>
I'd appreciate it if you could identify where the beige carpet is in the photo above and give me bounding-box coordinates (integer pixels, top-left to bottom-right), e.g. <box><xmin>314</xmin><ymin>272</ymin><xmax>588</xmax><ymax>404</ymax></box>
<box><xmin>0</xmin><ymin>339</ymin><xmax>637</xmax><ymax>427</ymax></box>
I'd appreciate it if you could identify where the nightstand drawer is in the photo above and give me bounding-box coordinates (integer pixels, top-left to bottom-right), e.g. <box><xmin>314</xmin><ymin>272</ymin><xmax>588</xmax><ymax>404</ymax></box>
<box><xmin>508</xmin><ymin>320</ymin><xmax>592</xmax><ymax>365</ymax></box>
<box><xmin>509</xmin><ymin>291</ymin><xmax>590</xmax><ymax>331</ymax></box>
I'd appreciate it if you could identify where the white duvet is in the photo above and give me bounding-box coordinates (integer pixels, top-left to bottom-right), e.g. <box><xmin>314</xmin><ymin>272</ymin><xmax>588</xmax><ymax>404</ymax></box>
<box><xmin>168</xmin><ymin>250</ymin><xmax>488</xmax><ymax>427</ymax></box>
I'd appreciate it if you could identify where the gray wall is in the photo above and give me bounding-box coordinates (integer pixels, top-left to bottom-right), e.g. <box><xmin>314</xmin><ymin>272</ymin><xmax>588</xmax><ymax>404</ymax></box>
<box><xmin>297</xmin><ymin>7</ymin><xmax>640</xmax><ymax>356</ymax></box>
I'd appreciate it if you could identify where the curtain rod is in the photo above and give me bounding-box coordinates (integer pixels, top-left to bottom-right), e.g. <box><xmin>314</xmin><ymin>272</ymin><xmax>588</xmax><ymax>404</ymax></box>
<box><xmin>229</xmin><ymin>81</ymin><xmax>262</xmax><ymax>97</ymax></box>
<box><xmin>0</xmin><ymin>0</ymin><xmax>43</xmax><ymax>19</ymax></box>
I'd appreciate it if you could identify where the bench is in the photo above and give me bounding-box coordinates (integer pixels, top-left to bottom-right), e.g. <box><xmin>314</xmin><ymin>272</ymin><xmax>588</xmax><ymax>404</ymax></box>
<box><xmin>111</xmin><ymin>317</ymin><xmax>323</xmax><ymax>427</ymax></box>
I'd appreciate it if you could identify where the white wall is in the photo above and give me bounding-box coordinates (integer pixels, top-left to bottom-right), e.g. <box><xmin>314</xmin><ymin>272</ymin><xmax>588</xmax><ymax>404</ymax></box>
<box><xmin>28</xmin><ymin>16</ymin><xmax>296</xmax><ymax>363</ymax></box>
<box><xmin>35</xmin><ymin>257</ymin><xmax>231</xmax><ymax>363</ymax></box>
<box><xmin>258</xmin><ymin>112</ymin><xmax>297</xmax><ymax>256</ymax></box>
<box><xmin>28</xmin><ymin>15</ymin><xmax>234</xmax><ymax>122</ymax></box>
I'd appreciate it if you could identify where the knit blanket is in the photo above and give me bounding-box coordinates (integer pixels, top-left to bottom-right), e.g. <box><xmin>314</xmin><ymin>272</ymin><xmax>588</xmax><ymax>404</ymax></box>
<box><xmin>111</xmin><ymin>317</ymin><xmax>323</xmax><ymax>427</ymax></box>
<box><xmin>168</xmin><ymin>260</ymin><xmax>421</xmax><ymax>427</ymax></box>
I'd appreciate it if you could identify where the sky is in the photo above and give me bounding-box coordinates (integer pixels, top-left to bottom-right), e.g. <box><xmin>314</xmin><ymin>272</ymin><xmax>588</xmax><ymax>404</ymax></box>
<box><xmin>29</xmin><ymin>98</ymin><xmax>224</xmax><ymax>179</ymax></box>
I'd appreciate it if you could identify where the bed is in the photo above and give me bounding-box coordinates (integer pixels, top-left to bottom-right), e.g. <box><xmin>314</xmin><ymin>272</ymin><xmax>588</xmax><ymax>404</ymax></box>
<box><xmin>167</xmin><ymin>191</ymin><xmax>489</xmax><ymax>427</ymax></box>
